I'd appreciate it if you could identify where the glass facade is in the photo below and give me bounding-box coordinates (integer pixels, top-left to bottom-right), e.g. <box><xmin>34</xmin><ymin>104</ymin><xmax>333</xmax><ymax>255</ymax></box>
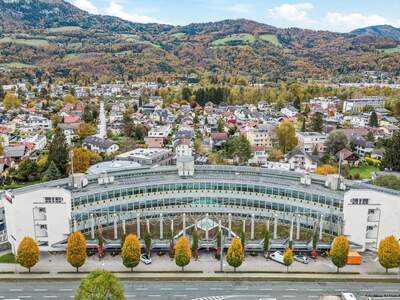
<box><xmin>73</xmin><ymin>181</ymin><xmax>342</xmax><ymax>209</ymax></box>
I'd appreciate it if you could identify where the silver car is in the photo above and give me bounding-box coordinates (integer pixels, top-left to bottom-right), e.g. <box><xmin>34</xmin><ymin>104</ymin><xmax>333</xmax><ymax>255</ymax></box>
<box><xmin>294</xmin><ymin>255</ymin><xmax>309</xmax><ymax>264</ymax></box>
<box><xmin>140</xmin><ymin>254</ymin><xmax>152</xmax><ymax>265</ymax></box>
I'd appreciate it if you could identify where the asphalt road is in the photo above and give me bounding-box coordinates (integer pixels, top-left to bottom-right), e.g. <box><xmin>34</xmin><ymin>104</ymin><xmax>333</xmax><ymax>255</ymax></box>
<box><xmin>0</xmin><ymin>281</ymin><xmax>399</xmax><ymax>300</ymax></box>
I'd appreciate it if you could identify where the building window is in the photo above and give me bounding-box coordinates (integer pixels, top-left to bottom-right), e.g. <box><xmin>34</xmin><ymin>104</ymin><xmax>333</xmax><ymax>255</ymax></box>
<box><xmin>350</xmin><ymin>198</ymin><xmax>369</xmax><ymax>205</ymax></box>
<box><xmin>44</xmin><ymin>197</ymin><xmax>63</xmax><ymax>204</ymax></box>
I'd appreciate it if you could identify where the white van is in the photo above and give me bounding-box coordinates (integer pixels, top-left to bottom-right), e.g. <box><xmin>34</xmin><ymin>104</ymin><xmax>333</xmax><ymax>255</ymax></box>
<box><xmin>270</xmin><ymin>251</ymin><xmax>285</xmax><ymax>264</ymax></box>
<box><xmin>341</xmin><ymin>293</ymin><xmax>357</xmax><ymax>300</ymax></box>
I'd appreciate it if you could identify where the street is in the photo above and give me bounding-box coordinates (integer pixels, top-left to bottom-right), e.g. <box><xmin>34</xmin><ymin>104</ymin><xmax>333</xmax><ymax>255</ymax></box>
<box><xmin>0</xmin><ymin>281</ymin><xmax>399</xmax><ymax>300</ymax></box>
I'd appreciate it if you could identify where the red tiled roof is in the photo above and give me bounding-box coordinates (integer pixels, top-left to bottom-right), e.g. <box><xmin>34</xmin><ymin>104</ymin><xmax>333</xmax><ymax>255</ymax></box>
<box><xmin>64</xmin><ymin>115</ymin><xmax>81</xmax><ymax>123</ymax></box>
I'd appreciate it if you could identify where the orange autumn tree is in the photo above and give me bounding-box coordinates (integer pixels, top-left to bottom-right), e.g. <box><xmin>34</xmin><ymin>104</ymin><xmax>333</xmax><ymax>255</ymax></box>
<box><xmin>121</xmin><ymin>234</ymin><xmax>141</xmax><ymax>272</ymax></box>
<box><xmin>175</xmin><ymin>236</ymin><xmax>191</xmax><ymax>271</ymax></box>
<box><xmin>17</xmin><ymin>236</ymin><xmax>39</xmax><ymax>272</ymax></box>
<box><xmin>67</xmin><ymin>231</ymin><xmax>86</xmax><ymax>272</ymax></box>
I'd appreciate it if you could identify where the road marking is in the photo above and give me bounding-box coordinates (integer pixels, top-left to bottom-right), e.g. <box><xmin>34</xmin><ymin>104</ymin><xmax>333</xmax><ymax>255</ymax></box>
<box><xmin>160</xmin><ymin>288</ymin><xmax>173</xmax><ymax>291</ymax></box>
<box><xmin>9</xmin><ymin>289</ymin><xmax>22</xmax><ymax>292</ymax></box>
<box><xmin>126</xmin><ymin>295</ymin><xmax>136</xmax><ymax>298</ymax></box>
<box><xmin>136</xmin><ymin>288</ymin><xmax>148</xmax><ymax>291</ymax></box>
<box><xmin>285</xmin><ymin>289</ymin><xmax>298</xmax><ymax>291</ymax></box>
<box><xmin>173</xmin><ymin>295</ymin><xmax>187</xmax><ymax>297</ymax></box>
<box><xmin>258</xmin><ymin>288</ymin><xmax>272</xmax><ymax>291</ymax></box>
<box><xmin>386</xmin><ymin>290</ymin><xmax>399</xmax><ymax>292</ymax></box>
<box><xmin>308</xmin><ymin>296</ymin><xmax>319</xmax><ymax>298</ymax></box>
<box><xmin>359</xmin><ymin>289</ymin><xmax>372</xmax><ymax>292</ymax></box>
<box><xmin>234</xmin><ymin>288</ymin><xmax>248</xmax><ymax>291</ymax></box>
<box><xmin>59</xmin><ymin>289</ymin><xmax>73</xmax><ymax>292</ymax></box>
<box><xmin>185</xmin><ymin>288</ymin><xmax>199</xmax><ymax>290</ymax></box>
<box><xmin>18</xmin><ymin>297</ymin><xmax>31</xmax><ymax>299</ymax></box>
<box><xmin>210</xmin><ymin>288</ymin><xmax>223</xmax><ymax>290</ymax></box>
<box><xmin>34</xmin><ymin>289</ymin><xmax>48</xmax><ymax>292</ymax></box>
<box><xmin>44</xmin><ymin>296</ymin><xmax>58</xmax><ymax>298</ymax></box>
<box><xmin>282</xmin><ymin>296</ymin><xmax>296</xmax><ymax>298</ymax></box>
<box><xmin>147</xmin><ymin>295</ymin><xmax>161</xmax><ymax>297</ymax></box>
<box><xmin>308</xmin><ymin>289</ymin><xmax>322</xmax><ymax>292</ymax></box>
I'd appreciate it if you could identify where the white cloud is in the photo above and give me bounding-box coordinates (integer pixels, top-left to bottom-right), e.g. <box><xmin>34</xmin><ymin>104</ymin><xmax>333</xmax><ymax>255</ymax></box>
<box><xmin>105</xmin><ymin>1</ymin><xmax>157</xmax><ymax>23</ymax></box>
<box><xmin>325</xmin><ymin>12</ymin><xmax>389</xmax><ymax>32</ymax></box>
<box><xmin>71</xmin><ymin>0</ymin><xmax>99</xmax><ymax>14</ymax></box>
<box><xmin>268</xmin><ymin>2</ymin><xmax>314</xmax><ymax>23</ymax></box>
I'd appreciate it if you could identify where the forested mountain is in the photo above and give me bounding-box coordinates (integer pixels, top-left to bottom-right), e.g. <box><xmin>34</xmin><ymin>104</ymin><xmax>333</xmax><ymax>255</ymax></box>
<box><xmin>0</xmin><ymin>0</ymin><xmax>400</xmax><ymax>82</ymax></box>
<box><xmin>351</xmin><ymin>25</ymin><xmax>400</xmax><ymax>41</ymax></box>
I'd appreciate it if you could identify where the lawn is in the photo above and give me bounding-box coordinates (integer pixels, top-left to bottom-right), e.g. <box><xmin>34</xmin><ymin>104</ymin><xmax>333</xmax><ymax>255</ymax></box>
<box><xmin>1</xmin><ymin>62</ymin><xmax>36</xmax><ymax>69</ymax></box>
<box><xmin>47</xmin><ymin>26</ymin><xmax>81</xmax><ymax>33</ymax></box>
<box><xmin>211</xmin><ymin>33</ymin><xmax>256</xmax><ymax>46</ymax></box>
<box><xmin>349</xmin><ymin>165</ymin><xmax>380</xmax><ymax>180</ymax></box>
<box><xmin>0</xmin><ymin>37</ymin><xmax>50</xmax><ymax>48</ymax></box>
<box><xmin>0</xmin><ymin>253</ymin><xmax>16</xmax><ymax>264</ymax></box>
<box><xmin>259</xmin><ymin>34</ymin><xmax>282</xmax><ymax>47</ymax></box>
<box><xmin>380</xmin><ymin>47</ymin><xmax>400</xmax><ymax>54</ymax></box>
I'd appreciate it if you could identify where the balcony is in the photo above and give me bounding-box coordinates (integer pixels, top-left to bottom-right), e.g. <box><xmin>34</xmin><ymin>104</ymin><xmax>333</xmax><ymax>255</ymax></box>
<box><xmin>367</xmin><ymin>209</ymin><xmax>380</xmax><ymax>223</ymax></box>
<box><xmin>35</xmin><ymin>229</ymin><xmax>48</xmax><ymax>238</ymax></box>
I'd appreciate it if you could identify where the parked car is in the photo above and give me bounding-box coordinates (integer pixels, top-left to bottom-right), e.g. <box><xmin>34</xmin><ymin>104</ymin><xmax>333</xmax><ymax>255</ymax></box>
<box><xmin>140</xmin><ymin>254</ymin><xmax>152</xmax><ymax>265</ymax></box>
<box><xmin>294</xmin><ymin>255</ymin><xmax>309</xmax><ymax>264</ymax></box>
<box><xmin>269</xmin><ymin>251</ymin><xmax>285</xmax><ymax>264</ymax></box>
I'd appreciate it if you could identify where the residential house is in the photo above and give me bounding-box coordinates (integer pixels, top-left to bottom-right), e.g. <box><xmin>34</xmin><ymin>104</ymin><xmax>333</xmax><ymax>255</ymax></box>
<box><xmin>83</xmin><ymin>136</ymin><xmax>119</xmax><ymax>156</ymax></box>
<box><xmin>284</xmin><ymin>147</ymin><xmax>317</xmax><ymax>172</ymax></box>
<box><xmin>296</xmin><ymin>132</ymin><xmax>327</xmax><ymax>154</ymax></box>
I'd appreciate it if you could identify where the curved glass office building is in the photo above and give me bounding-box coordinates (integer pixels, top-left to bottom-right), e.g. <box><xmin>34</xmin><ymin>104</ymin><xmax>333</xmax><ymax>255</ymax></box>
<box><xmin>3</xmin><ymin>164</ymin><xmax>400</xmax><ymax>252</ymax></box>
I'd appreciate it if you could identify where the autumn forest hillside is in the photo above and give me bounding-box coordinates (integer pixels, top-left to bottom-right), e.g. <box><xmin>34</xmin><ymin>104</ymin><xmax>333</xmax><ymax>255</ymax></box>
<box><xmin>1</xmin><ymin>0</ymin><xmax>400</xmax><ymax>82</ymax></box>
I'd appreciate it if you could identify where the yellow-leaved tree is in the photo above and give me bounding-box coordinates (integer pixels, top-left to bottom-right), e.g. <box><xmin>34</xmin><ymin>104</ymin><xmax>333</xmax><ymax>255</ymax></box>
<box><xmin>283</xmin><ymin>248</ymin><xmax>294</xmax><ymax>272</ymax></box>
<box><xmin>3</xmin><ymin>93</ymin><xmax>21</xmax><ymax>111</ymax></box>
<box><xmin>315</xmin><ymin>164</ymin><xmax>338</xmax><ymax>176</ymax></box>
<box><xmin>277</xmin><ymin>120</ymin><xmax>298</xmax><ymax>154</ymax></box>
<box><xmin>67</xmin><ymin>231</ymin><xmax>86</xmax><ymax>272</ymax></box>
<box><xmin>72</xmin><ymin>147</ymin><xmax>101</xmax><ymax>173</ymax></box>
<box><xmin>121</xmin><ymin>234</ymin><xmax>141</xmax><ymax>272</ymax></box>
<box><xmin>378</xmin><ymin>235</ymin><xmax>400</xmax><ymax>273</ymax></box>
<box><xmin>330</xmin><ymin>235</ymin><xmax>349</xmax><ymax>273</ymax></box>
<box><xmin>226</xmin><ymin>237</ymin><xmax>244</xmax><ymax>272</ymax></box>
<box><xmin>16</xmin><ymin>236</ymin><xmax>39</xmax><ymax>272</ymax></box>
<box><xmin>175</xmin><ymin>236</ymin><xmax>191</xmax><ymax>271</ymax></box>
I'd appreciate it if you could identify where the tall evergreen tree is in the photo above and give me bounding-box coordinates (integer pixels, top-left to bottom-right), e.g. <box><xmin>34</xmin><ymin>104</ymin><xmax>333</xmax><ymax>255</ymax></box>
<box><xmin>48</xmin><ymin>130</ymin><xmax>69</xmax><ymax>176</ymax></box>
<box><xmin>369</xmin><ymin>111</ymin><xmax>379</xmax><ymax>127</ymax></box>
<box><xmin>310</xmin><ymin>112</ymin><xmax>324</xmax><ymax>132</ymax></box>
<box><xmin>382</xmin><ymin>131</ymin><xmax>400</xmax><ymax>171</ymax></box>
<box><xmin>42</xmin><ymin>161</ymin><xmax>61</xmax><ymax>181</ymax></box>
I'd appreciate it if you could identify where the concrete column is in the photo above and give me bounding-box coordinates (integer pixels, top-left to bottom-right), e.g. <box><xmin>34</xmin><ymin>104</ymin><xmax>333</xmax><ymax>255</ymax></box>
<box><xmin>160</xmin><ymin>213</ymin><xmax>163</xmax><ymax>240</ymax></box>
<box><xmin>205</xmin><ymin>213</ymin><xmax>209</xmax><ymax>240</ymax></box>
<box><xmin>242</xmin><ymin>219</ymin><xmax>246</xmax><ymax>233</ymax></box>
<box><xmin>273</xmin><ymin>214</ymin><xmax>278</xmax><ymax>239</ymax></box>
<box><xmin>296</xmin><ymin>215</ymin><xmax>300</xmax><ymax>240</ymax></box>
<box><xmin>267</xmin><ymin>219</ymin><xmax>270</xmax><ymax>233</ymax></box>
<box><xmin>113</xmin><ymin>214</ymin><xmax>118</xmax><ymax>240</ymax></box>
<box><xmin>289</xmin><ymin>217</ymin><xmax>294</xmax><ymax>242</ymax></box>
<box><xmin>171</xmin><ymin>219</ymin><xmax>174</xmax><ymax>238</ymax></box>
<box><xmin>74</xmin><ymin>219</ymin><xmax>78</xmax><ymax>233</ymax></box>
<box><xmin>146</xmin><ymin>219</ymin><xmax>150</xmax><ymax>233</ymax></box>
<box><xmin>251</xmin><ymin>214</ymin><xmax>255</xmax><ymax>240</ymax></box>
<box><xmin>136</xmin><ymin>213</ymin><xmax>140</xmax><ymax>239</ymax></box>
<box><xmin>319</xmin><ymin>214</ymin><xmax>324</xmax><ymax>240</ymax></box>
<box><xmin>218</xmin><ymin>219</ymin><xmax>222</xmax><ymax>232</ymax></box>
<box><xmin>228</xmin><ymin>213</ymin><xmax>232</xmax><ymax>237</ymax></box>
<box><xmin>183</xmin><ymin>213</ymin><xmax>186</xmax><ymax>236</ymax></box>
<box><xmin>122</xmin><ymin>220</ymin><xmax>126</xmax><ymax>235</ymax></box>
<box><xmin>90</xmin><ymin>214</ymin><xmax>95</xmax><ymax>239</ymax></box>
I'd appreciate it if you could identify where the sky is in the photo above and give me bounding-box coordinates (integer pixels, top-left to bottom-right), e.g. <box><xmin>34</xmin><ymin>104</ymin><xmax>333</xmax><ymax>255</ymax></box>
<box><xmin>68</xmin><ymin>0</ymin><xmax>400</xmax><ymax>32</ymax></box>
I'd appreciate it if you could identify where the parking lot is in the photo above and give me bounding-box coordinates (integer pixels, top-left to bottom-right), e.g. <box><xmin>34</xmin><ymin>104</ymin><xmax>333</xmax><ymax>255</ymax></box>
<box><xmin>0</xmin><ymin>250</ymin><xmax>391</xmax><ymax>275</ymax></box>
